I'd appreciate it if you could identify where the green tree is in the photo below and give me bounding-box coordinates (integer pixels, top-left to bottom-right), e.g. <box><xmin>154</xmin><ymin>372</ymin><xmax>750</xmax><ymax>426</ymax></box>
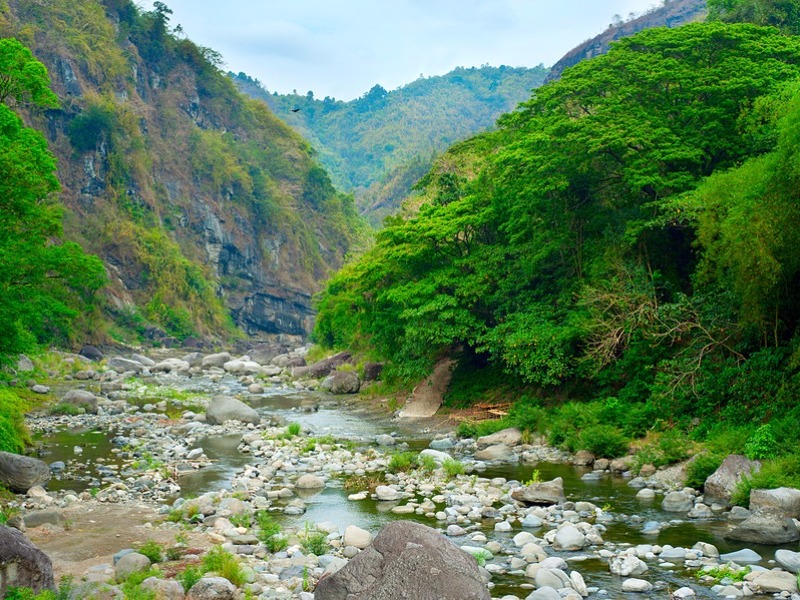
<box><xmin>0</xmin><ymin>41</ymin><xmax>105</xmax><ymax>357</ymax></box>
<box><xmin>0</xmin><ymin>38</ymin><xmax>59</xmax><ymax>107</ymax></box>
<box><xmin>708</xmin><ymin>0</ymin><xmax>800</xmax><ymax>34</ymax></box>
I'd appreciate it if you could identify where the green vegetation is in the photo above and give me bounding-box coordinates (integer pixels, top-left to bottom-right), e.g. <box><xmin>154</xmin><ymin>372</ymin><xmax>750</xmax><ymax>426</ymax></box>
<box><xmin>698</xmin><ymin>564</ymin><xmax>751</xmax><ymax>583</ymax></box>
<box><xmin>255</xmin><ymin>511</ymin><xmax>288</xmax><ymax>552</ymax></box>
<box><xmin>3</xmin><ymin>577</ymin><xmax>74</xmax><ymax>600</ymax></box>
<box><xmin>300</xmin><ymin>526</ymin><xmax>329</xmax><ymax>556</ymax></box>
<box><xmin>177</xmin><ymin>566</ymin><xmax>202</xmax><ymax>593</ymax></box>
<box><xmin>201</xmin><ymin>546</ymin><xmax>246</xmax><ymax>586</ymax></box>
<box><xmin>136</xmin><ymin>540</ymin><xmax>163</xmax><ymax>563</ymax></box>
<box><xmin>0</xmin><ymin>39</ymin><xmax>106</xmax><ymax>358</ymax></box>
<box><xmin>233</xmin><ymin>65</ymin><xmax>549</xmax><ymax>224</ymax></box>
<box><xmin>442</xmin><ymin>458</ymin><xmax>465</xmax><ymax>479</ymax></box>
<box><xmin>315</xmin><ymin>20</ymin><xmax>800</xmax><ymax>473</ymax></box>
<box><xmin>0</xmin><ymin>0</ymin><xmax>366</xmax><ymax>349</ymax></box>
<box><xmin>0</xmin><ymin>389</ymin><xmax>32</xmax><ymax>453</ymax></box>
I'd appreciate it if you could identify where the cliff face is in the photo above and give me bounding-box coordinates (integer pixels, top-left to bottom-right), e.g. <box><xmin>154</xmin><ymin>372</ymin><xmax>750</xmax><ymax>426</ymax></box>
<box><xmin>0</xmin><ymin>0</ymin><xmax>364</xmax><ymax>342</ymax></box>
<box><xmin>546</xmin><ymin>0</ymin><xmax>707</xmax><ymax>82</ymax></box>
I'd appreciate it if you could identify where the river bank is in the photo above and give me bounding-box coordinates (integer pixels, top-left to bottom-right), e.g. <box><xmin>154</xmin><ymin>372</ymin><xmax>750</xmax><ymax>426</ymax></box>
<box><xmin>3</xmin><ymin>348</ymin><xmax>800</xmax><ymax>599</ymax></box>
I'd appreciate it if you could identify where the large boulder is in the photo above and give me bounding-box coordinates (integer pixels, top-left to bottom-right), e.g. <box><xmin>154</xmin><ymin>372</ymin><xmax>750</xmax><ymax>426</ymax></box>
<box><xmin>745</xmin><ymin>570</ymin><xmax>799</xmax><ymax>594</ymax></box>
<box><xmin>292</xmin><ymin>351</ymin><xmax>352</xmax><ymax>380</ymax></box>
<box><xmin>106</xmin><ymin>357</ymin><xmax>145</xmax><ymax>374</ymax></box>
<box><xmin>511</xmin><ymin>477</ymin><xmax>565</xmax><ymax>506</ymax></box>
<box><xmin>322</xmin><ymin>370</ymin><xmax>361</xmax><ymax>394</ymax></box>
<box><xmin>201</xmin><ymin>352</ymin><xmax>232</xmax><ymax>369</ymax></box>
<box><xmin>16</xmin><ymin>355</ymin><xmax>34</xmax><ymax>372</ymax></box>
<box><xmin>750</xmin><ymin>487</ymin><xmax>800</xmax><ymax>518</ymax></box>
<box><xmin>476</xmin><ymin>428</ymin><xmax>522</xmax><ymax>449</ymax></box>
<box><xmin>187</xmin><ymin>577</ymin><xmax>236</xmax><ymax>600</ymax></box>
<box><xmin>205</xmin><ymin>396</ymin><xmax>260</xmax><ymax>425</ymax></box>
<box><xmin>150</xmin><ymin>358</ymin><xmax>190</xmax><ymax>374</ymax></box>
<box><xmin>552</xmin><ymin>524</ymin><xmax>586</xmax><ymax>551</ymax></box>
<box><xmin>704</xmin><ymin>454</ymin><xmax>761</xmax><ymax>504</ymax></box>
<box><xmin>725</xmin><ymin>508</ymin><xmax>800</xmax><ymax>545</ymax></box>
<box><xmin>661</xmin><ymin>491</ymin><xmax>694</xmax><ymax>513</ymax></box>
<box><xmin>223</xmin><ymin>359</ymin><xmax>263</xmax><ymax>375</ymax></box>
<box><xmin>61</xmin><ymin>389</ymin><xmax>98</xmax><ymax>414</ymax></box>
<box><xmin>313</xmin><ymin>520</ymin><xmax>490</xmax><ymax>600</ymax></box>
<box><xmin>474</xmin><ymin>444</ymin><xmax>518</xmax><ymax>463</ymax></box>
<box><xmin>0</xmin><ymin>526</ymin><xmax>54</xmax><ymax>596</ymax></box>
<box><xmin>115</xmin><ymin>552</ymin><xmax>151</xmax><ymax>583</ymax></box>
<box><xmin>0</xmin><ymin>452</ymin><xmax>51</xmax><ymax>493</ymax></box>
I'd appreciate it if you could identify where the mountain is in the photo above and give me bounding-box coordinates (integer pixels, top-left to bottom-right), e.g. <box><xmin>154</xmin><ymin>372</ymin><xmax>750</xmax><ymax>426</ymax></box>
<box><xmin>546</xmin><ymin>0</ymin><xmax>707</xmax><ymax>82</ymax></box>
<box><xmin>233</xmin><ymin>65</ymin><xmax>549</xmax><ymax>225</ymax></box>
<box><xmin>0</xmin><ymin>0</ymin><xmax>365</xmax><ymax>344</ymax></box>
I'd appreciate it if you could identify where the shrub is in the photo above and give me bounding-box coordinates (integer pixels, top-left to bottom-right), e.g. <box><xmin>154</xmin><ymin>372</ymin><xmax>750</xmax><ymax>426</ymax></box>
<box><xmin>387</xmin><ymin>451</ymin><xmax>416</xmax><ymax>473</ymax></box>
<box><xmin>744</xmin><ymin>424</ymin><xmax>778</xmax><ymax>460</ymax></box>
<box><xmin>255</xmin><ymin>511</ymin><xmax>281</xmax><ymax>541</ymax></box>
<box><xmin>136</xmin><ymin>540</ymin><xmax>163</xmax><ymax>563</ymax></box>
<box><xmin>657</xmin><ymin>429</ymin><xmax>691</xmax><ymax>465</ymax></box>
<box><xmin>48</xmin><ymin>403</ymin><xmax>84</xmax><ymax>416</ymax></box>
<box><xmin>442</xmin><ymin>458</ymin><xmax>465</xmax><ymax>479</ymax></box>
<box><xmin>265</xmin><ymin>534</ymin><xmax>288</xmax><ymax>553</ymax></box>
<box><xmin>685</xmin><ymin>453</ymin><xmax>724</xmax><ymax>490</ymax></box>
<box><xmin>0</xmin><ymin>389</ymin><xmax>30</xmax><ymax>453</ymax></box>
<box><xmin>286</xmin><ymin>422</ymin><xmax>301</xmax><ymax>437</ymax></box>
<box><xmin>577</xmin><ymin>424</ymin><xmax>629</xmax><ymax>458</ymax></box>
<box><xmin>177</xmin><ymin>566</ymin><xmax>202</xmax><ymax>593</ymax></box>
<box><xmin>416</xmin><ymin>453</ymin><xmax>437</xmax><ymax>472</ymax></box>
<box><xmin>731</xmin><ymin>454</ymin><xmax>800</xmax><ymax>507</ymax></box>
<box><xmin>300</xmin><ymin>529</ymin><xmax>328</xmax><ymax>555</ymax></box>
<box><xmin>507</xmin><ymin>399</ymin><xmax>548</xmax><ymax>434</ymax></box>
<box><xmin>201</xmin><ymin>546</ymin><xmax>246</xmax><ymax>586</ymax></box>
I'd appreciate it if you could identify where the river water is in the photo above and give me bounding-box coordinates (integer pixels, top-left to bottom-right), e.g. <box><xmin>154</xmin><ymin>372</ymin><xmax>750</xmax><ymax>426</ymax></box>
<box><xmin>34</xmin><ymin>381</ymin><xmax>795</xmax><ymax>599</ymax></box>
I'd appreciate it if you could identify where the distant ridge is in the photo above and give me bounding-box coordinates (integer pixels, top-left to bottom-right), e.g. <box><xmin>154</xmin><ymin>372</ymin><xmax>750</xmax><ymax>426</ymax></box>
<box><xmin>546</xmin><ymin>0</ymin><xmax>707</xmax><ymax>82</ymax></box>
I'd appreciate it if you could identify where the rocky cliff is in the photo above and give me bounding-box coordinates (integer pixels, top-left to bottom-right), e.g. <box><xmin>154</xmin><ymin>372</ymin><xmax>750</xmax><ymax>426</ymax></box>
<box><xmin>0</xmin><ymin>0</ymin><xmax>364</xmax><ymax>343</ymax></box>
<box><xmin>546</xmin><ymin>0</ymin><xmax>707</xmax><ymax>82</ymax></box>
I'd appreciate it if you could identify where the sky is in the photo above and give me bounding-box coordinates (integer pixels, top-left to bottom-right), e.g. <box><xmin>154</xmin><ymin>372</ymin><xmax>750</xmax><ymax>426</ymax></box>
<box><xmin>141</xmin><ymin>1</ymin><xmax>660</xmax><ymax>101</ymax></box>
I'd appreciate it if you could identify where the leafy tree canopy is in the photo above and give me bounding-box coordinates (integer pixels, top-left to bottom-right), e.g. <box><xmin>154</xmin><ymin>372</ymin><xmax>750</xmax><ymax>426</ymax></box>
<box><xmin>0</xmin><ymin>38</ymin><xmax>59</xmax><ymax>108</ymax></box>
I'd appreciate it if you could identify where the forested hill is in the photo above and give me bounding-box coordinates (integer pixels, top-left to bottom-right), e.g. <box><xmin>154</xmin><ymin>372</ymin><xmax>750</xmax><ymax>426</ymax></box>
<box><xmin>0</xmin><ymin>0</ymin><xmax>365</xmax><ymax>349</ymax></box>
<box><xmin>233</xmin><ymin>65</ymin><xmax>549</xmax><ymax>225</ymax></box>
<box><xmin>546</xmin><ymin>0</ymin><xmax>707</xmax><ymax>82</ymax></box>
<box><xmin>315</xmin><ymin>7</ymin><xmax>800</xmax><ymax>464</ymax></box>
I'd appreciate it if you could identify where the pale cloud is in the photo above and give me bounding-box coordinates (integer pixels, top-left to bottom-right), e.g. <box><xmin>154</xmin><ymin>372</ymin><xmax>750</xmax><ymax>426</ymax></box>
<box><xmin>142</xmin><ymin>0</ymin><xmax>659</xmax><ymax>100</ymax></box>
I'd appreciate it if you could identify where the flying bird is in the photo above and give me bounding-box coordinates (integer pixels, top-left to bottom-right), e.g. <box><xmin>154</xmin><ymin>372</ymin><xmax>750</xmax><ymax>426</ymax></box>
<box><xmin>291</xmin><ymin>107</ymin><xmax>301</xmax><ymax>113</ymax></box>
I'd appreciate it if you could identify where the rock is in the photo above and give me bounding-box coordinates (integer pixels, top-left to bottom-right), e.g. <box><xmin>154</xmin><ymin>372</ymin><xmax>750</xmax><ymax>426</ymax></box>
<box><xmin>534</xmin><ymin>567</ymin><xmax>570</xmax><ymax>590</ymax></box>
<box><xmin>725</xmin><ymin>508</ymin><xmax>800</xmax><ymax>544</ymax></box>
<box><xmin>746</xmin><ymin>570</ymin><xmax>799</xmax><ymax>594</ymax></box>
<box><xmin>570</xmin><ymin>571</ymin><xmax>588</xmax><ymax>596</ymax></box>
<box><xmin>638</xmin><ymin>463</ymin><xmax>657</xmax><ymax>477</ymax></box>
<box><xmin>79</xmin><ymin>345</ymin><xmax>104</xmax><ymax>361</ymax></box>
<box><xmin>292</xmin><ymin>351</ymin><xmax>352</xmax><ymax>379</ymax></box>
<box><xmin>429</xmin><ymin>438</ymin><xmax>454</xmax><ymax>451</ymax></box>
<box><xmin>151</xmin><ymin>358</ymin><xmax>190</xmax><ymax>373</ymax></box>
<box><xmin>375</xmin><ymin>434</ymin><xmax>396</xmax><ymax>446</ymax></box>
<box><xmin>476</xmin><ymin>428</ymin><xmax>523</xmax><ymax>449</ymax></box>
<box><xmin>511</xmin><ymin>477</ymin><xmax>565</xmax><ymax>506</ymax></box>
<box><xmin>313</xmin><ymin>521</ymin><xmax>490</xmax><ymax>600</ymax></box>
<box><xmin>776</xmin><ymin>549</ymin><xmax>800</xmax><ymax>573</ymax></box>
<box><xmin>692</xmin><ymin>542</ymin><xmax>719</xmax><ymax>558</ymax></box>
<box><xmin>130</xmin><ymin>354</ymin><xmax>155</xmax><ymax>367</ymax></box>
<box><xmin>750</xmin><ymin>487</ymin><xmax>800</xmax><ymax>518</ymax></box>
<box><xmin>114</xmin><ymin>552</ymin><xmax>151</xmax><ymax>583</ymax></box>
<box><xmin>23</xmin><ymin>511</ymin><xmax>63</xmax><ymax>528</ymax></box>
<box><xmin>0</xmin><ymin>526</ymin><xmax>54</xmax><ymax>596</ymax></box>
<box><xmin>223</xmin><ymin>359</ymin><xmax>263</xmax><ymax>375</ymax></box>
<box><xmin>513</xmin><ymin>532</ymin><xmax>537</xmax><ymax>547</ymax></box>
<box><xmin>62</xmin><ymin>389</ymin><xmax>98</xmax><ymax>414</ymax></box>
<box><xmin>521</xmin><ymin>514</ymin><xmax>544</xmax><ymax>528</ymax></box>
<box><xmin>687</xmin><ymin>503</ymin><xmax>713</xmax><ymax>519</ymax></box>
<box><xmin>609</xmin><ymin>554</ymin><xmax>648</xmax><ymax>576</ymax></box>
<box><xmin>30</xmin><ymin>385</ymin><xmax>49</xmax><ymax>394</ymax></box>
<box><xmin>525</xmin><ymin>588</ymin><xmax>561</xmax><ymax>600</ymax></box>
<box><xmin>375</xmin><ymin>486</ymin><xmax>403</xmax><ymax>501</ymax></box>
<box><xmin>728</xmin><ymin>506</ymin><xmax>752</xmax><ymax>520</ymax></box>
<box><xmin>672</xmin><ymin>587</ymin><xmax>696</xmax><ymax>599</ymax></box>
<box><xmin>205</xmin><ymin>396</ymin><xmax>260</xmax><ymax>425</ymax></box>
<box><xmin>636</xmin><ymin>488</ymin><xmax>656</xmax><ymax>501</ymax></box>
<box><xmin>474</xmin><ymin>444</ymin><xmax>518</xmax><ymax>462</ymax></box>
<box><xmin>719</xmin><ymin>549</ymin><xmax>762</xmax><ymax>563</ymax></box>
<box><xmin>418</xmin><ymin>449</ymin><xmax>452</xmax><ymax>465</ymax></box>
<box><xmin>704</xmin><ymin>455</ymin><xmax>761</xmax><ymax>504</ymax></box>
<box><xmin>622</xmin><ymin>578</ymin><xmax>653</xmax><ymax>592</ymax></box>
<box><xmin>447</xmin><ymin>525</ymin><xmax>467</xmax><ymax>537</ymax></box>
<box><xmin>107</xmin><ymin>357</ymin><xmax>145</xmax><ymax>373</ymax></box>
<box><xmin>362</xmin><ymin>362</ymin><xmax>384</xmax><ymax>382</ymax></box>
<box><xmin>573</xmin><ymin>450</ymin><xmax>595</xmax><ymax>467</ymax></box>
<box><xmin>16</xmin><ymin>355</ymin><xmax>34</xmax><ymax>372</ymax></box>
<box><xmin>140</xmin><ymin>577</ymin><xmax>185</xmax><ymax>600</ymax></box>
<box><xmin>343</xmin><ymin>525</ymin><xmax>372</xmax><ymax>549</ymax></box>
<box><xmin>295</xmin><ymin>474</ymin><xmax>326</xmax><ymax>490</ymax></box>
<box><xmin>661</xmin><ymin>491</ymin><xmax>694</xmax><ymax>512</ymax></box>
<box><xmin>187</xmin><ymin>577</ymin><xmax>236</xmax><ymax>600</ymax></box>
<box><xmin>322</xmin><ymin>370</ymin><xmax>360</xmax><ymax>394</ymax></box>
<box><xmin>201</xmin><ymin>352</ymin><xmax>232</xmax><ymax>369</ymax></box>
<box><xmin>0</xmin><ymin>452</ymin><xmax>51</xmax><ymax>493</ymax></box>
<box><xmin>552</xmin><ymin>523</ymin><xmax>586</xmax><ymax>551</ymax></box>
